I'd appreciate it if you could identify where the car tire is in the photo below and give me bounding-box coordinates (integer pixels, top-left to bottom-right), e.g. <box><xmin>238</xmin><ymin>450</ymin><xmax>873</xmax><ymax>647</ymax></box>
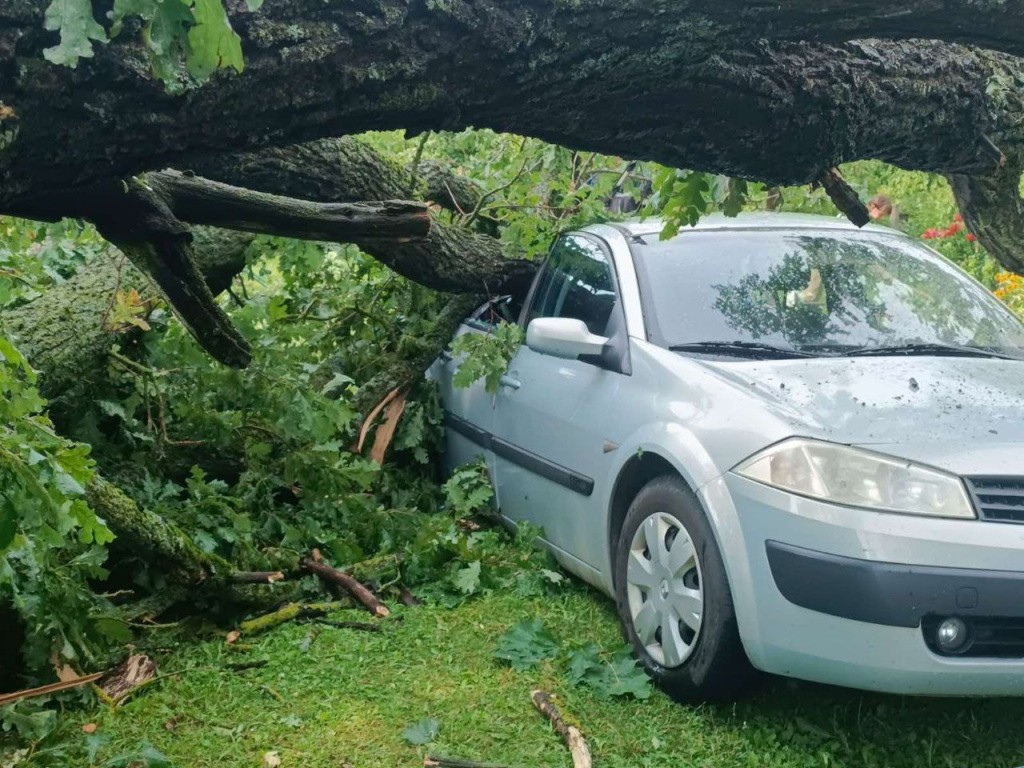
<box><xmin>614</xmin><ymin>474</ymin><xmax>754</xmax><ymax>703</ymax></box>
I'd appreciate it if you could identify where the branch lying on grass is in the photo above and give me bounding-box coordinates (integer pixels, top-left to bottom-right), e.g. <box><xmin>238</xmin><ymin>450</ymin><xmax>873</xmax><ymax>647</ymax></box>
<box><xmin>0</xmin><ymin>673</ymin><xmax>104</xmax><ymax>707</ymax></box>
<box><xmin>425</xmin><ymin>757</ymin><xmax>517</xmax><ymax>768</ymax></box>
<box><xmin>307</xmin><ymin>619</ymin><xmax>382</xmax><ymax>632</ymax></box>
<box><xmin>302</xmin><ymin>557</ymin><xmax>391</xmax><ymax>618</ymax></box>
<box><xmin>230</xmin><ymin>571</ymin><xmax>286</xmax><ymax>585</ymax></box>
<box><xmin>235</xmin><ymin>601</ymin><xmax>347</xmax><ymax>638</ymax></box>
<box><xmin>531</xmin><ymin>690</ymin><xmax>592</xmax><ymax>768</ymax></box>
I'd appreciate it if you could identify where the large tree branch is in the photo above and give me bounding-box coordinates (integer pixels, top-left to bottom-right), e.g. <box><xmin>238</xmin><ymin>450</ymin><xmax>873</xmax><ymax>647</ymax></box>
<box><xmin>2</xmin><ymin>137</ymin><xmax>532</xmax><ymax>396</ymax></box>
<box><xmin>8</xmin><ymin>171</ymin><xmax>435</xmax><ymax>367</ymax></box>
<box><xmin>144</xmin><ymin>172</ymin><xmax>432</xmax><ymax>243</ymax></box>
<box><xmin>949</xmin><ymin>156</ymin><xmax>1024</xmax><ymax>274</ymax></box>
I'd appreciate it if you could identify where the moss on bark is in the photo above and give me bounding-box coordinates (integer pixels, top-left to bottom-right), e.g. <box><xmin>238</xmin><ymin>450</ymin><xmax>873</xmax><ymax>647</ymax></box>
<box><xmin>85</xmin><ymin>477</ymin><xmax>232</xmax><ymax>587</ymax></box>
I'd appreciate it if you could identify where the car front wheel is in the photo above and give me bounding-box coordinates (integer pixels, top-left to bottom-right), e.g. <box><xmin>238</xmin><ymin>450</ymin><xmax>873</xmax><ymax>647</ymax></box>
<box><xmin>614</xmin><ymin>475</ymin><xmax>754</xmax><ymax>702</ymax></box>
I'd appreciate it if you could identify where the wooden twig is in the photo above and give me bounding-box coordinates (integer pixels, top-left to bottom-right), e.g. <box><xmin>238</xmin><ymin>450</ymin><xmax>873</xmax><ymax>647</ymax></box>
<box><xmin>260</xmin><ymin>684</ymin><xmax>285</xmax><ymax>703</ymax></box>
<box><xmin>355</xmin><ymin>387</ymin><xmax>401</xmax><ymax>453</ymax></box>
<box><xmin>531</xmin><ymin>690</ymin><xmax>592</xmax><ymax>768</ymax></box>
<box><xmin>98</xmin><ymin>654</ymin><xmax>158</xmax><ymax>704</ymax></box>
<box><xmin>0</xmin><ymin>672</ymin><xmax>104</xmax><ymax>707</ymax></box>
<box><xmin>399</xmin><ymin>587</ymin><xmax>422</xmax><ymax>607</ymax></box>
<box><xmin>816</xmin><ymin>167</ymin><xmax>870</xmax><ymax>227</ymax></box>
<box><xmin>226</xmin><ymin>660</ymin><xmax>269</xmax><ymax>672</ymax></box>
<box><xmin>230</xmin><ymin>571</ymin><xmax>286</xmax><ymax>584</ymax></box>
<box><xmin>408</xmin><ymin>131</ymin><xmax>432</xmax><ymax>196</ymax></box>
<box><xmin>308</xmin><ymin>619</ymin><xmax>382</xmax><ymax>632</ymax></box>
<box><xmin>425</xmin><ymin>757</ymin><xmax>517</xmax><ymax>768</ymax></box>
<box><xmin>237</xmin><ymin>601</ymin><xmax>346</xmax><ymax>637</ymax></box>
<box><xmin>369</xmin><ymin>390</ymin><xmax>408</xmax><ymax>464</ymax></box>
<box><xmin>301</xmin><ymin>558</ymin><xmax>390</xmax><ymax>618</ymax></box>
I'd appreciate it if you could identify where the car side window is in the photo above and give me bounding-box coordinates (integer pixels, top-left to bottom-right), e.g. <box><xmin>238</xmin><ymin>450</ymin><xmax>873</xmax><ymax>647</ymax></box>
<box><xmin>526</xmin><ymin>235</ymin><xmax>618</xmax><ymax>336</ymax></box>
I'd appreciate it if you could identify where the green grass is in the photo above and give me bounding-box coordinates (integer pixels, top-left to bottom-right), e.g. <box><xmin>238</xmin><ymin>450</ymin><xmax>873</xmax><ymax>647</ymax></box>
<box><xmin>19</xmin><ymin>585</ymin><xmax>1024</xmax><ymax>767</ymax></box>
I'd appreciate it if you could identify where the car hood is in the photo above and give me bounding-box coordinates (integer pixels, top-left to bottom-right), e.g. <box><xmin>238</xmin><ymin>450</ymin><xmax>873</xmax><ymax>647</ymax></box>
<box><xmin>701</xmin><ymin>356</ymin><xmax>1024</xmax><ymax>472</ymax></box>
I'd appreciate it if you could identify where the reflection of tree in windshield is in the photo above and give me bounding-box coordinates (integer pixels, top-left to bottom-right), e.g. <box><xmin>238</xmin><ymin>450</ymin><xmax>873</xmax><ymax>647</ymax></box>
<box><xmin>709</xmin><ymin>235</ymin><xmax>1018</xmax><ymax>350</ymax></box>
<box><xmin>712</xmin><ymin>238</ymin><xmax>880</xmax><ymax>346</ymax></box>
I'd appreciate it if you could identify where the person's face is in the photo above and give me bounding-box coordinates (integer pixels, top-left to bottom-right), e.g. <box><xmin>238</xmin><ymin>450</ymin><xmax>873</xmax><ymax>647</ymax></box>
<box><xmin>868</xmin><ymin>204</ymin><xmax>885</xmax><ymax>221</ymax></box>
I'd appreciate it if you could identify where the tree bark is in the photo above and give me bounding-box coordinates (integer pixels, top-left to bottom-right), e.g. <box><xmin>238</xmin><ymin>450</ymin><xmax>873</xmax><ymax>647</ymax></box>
<box><xmin>3</xmin><ymin>2</ymin><xmax>1024</xmax><ymax>206</ymax></box>
<box><xmin>949</xmin><ymin>157</ymin><xmax>1024</xmax><ymax>275</ymax></box>
<box><xmin>531</xmin><ymin>690</ymin><xmax>592</xmax><ymax>768</ymax></box>
<box><xmin>2</xmin><ymin>137</ymin><xmax>531</xmax><ymax>399</ymax></box>
<box><xmin>2</xmin><ymin>4</ymin><xmax>1024</xmax><ymax>271</ymax></box>
<box><xmin>0</xmin><ymin>228</ymin><xmax>253</xmax><ymax>401</ymax></box>
<box><xmin>85</xmin><ymin>477</ymin><xmax>231</xmax><ymax>587</ymax></box>
<box><xmin>301</xmin><ymin>558</ymin><xmax>390</xmax><ymax>618</ymax></box>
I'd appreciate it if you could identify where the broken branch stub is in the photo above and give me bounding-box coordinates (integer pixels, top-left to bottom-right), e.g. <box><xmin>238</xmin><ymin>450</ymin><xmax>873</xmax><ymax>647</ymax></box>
<box><xmin>301</xmin><ymin>558</ymin><xmax>390</xmax><ymax>618</ymax></box>
<box><xmin>531</xmin><ymin>690</ymin><xmax>592</xmax><ymax>768</ymax></box>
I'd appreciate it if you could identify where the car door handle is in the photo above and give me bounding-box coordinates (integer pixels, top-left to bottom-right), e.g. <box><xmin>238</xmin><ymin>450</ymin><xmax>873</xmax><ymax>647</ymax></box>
<box><xmin>499</xmin><ymin>374</ymin><xmax>521</xmax><ymax>390</ymax></box>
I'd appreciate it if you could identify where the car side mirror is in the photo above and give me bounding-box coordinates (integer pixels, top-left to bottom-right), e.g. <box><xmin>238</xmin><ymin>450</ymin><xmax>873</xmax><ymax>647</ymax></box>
<box><xmin>526</xmin><ymin>317</ymin><xmax>609</xmax><ymax>360</ymax></box>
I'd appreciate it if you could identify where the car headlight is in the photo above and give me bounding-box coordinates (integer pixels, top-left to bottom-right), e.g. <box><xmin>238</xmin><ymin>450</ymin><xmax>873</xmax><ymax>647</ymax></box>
<box><xmin>734</xmin><ymin>438</ymin><xmax>976</xmax><ymax>519</ymax></box>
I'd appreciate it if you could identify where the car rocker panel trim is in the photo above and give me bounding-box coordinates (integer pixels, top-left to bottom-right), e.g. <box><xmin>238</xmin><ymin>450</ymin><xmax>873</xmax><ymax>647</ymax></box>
<box><xmin>444</xmin><ymin>411</ymin><xmax>595</xmax><ymax>497</ymax></box>
<box><xmin>766</xmin><ymin>540</ymin><xmax>1024</xmax><ymax>628</ymax></box>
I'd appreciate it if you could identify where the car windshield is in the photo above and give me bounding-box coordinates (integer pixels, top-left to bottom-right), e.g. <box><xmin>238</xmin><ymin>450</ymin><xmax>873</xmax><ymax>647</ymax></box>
<box><xmin>632</xmin><ymin>228</ymin><xmax>1024</xmax><ymax>359</ymax></box>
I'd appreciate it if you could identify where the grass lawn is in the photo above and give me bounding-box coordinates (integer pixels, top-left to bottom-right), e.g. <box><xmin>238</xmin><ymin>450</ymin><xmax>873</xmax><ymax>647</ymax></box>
<box><xmin>23</xmin><ymin>584</ymin><xmax>1024</xmax><ymax>768</ymax></box>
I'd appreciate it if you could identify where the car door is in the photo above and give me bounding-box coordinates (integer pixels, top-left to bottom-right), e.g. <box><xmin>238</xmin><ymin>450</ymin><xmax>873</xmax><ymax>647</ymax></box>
<box><xmin>433</xmin><ymin>298</ymin><xmax>516</xmax><ymax>483</ymax></box>
<box><xmin>491</xmin><ymin>233</ymin><xmax>630</xmax><ymax>576</ymax></box>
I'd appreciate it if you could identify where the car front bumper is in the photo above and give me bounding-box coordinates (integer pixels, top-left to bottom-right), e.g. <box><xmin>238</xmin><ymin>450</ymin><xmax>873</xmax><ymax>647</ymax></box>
<box><xmin>703</xmin><ymin>473</ymin><xmax>1024</xmax><ymax>696</ymax></box>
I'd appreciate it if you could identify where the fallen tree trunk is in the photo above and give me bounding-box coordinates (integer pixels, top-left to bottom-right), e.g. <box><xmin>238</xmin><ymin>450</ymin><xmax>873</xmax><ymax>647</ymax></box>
<box><xmin>1</xmin><ymin>227</ymin><xmax>253</xmax><ymax>401</ymax></box>
<box><xmin>4</xmin><ymin>1</ymin><xmax>1024</xmax><ymax>210</ymax></box>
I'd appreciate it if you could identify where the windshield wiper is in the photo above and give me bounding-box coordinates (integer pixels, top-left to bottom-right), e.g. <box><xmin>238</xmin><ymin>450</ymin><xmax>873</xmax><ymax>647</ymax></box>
<box><xmin>838</xmin><ymin>343</ymin><xmax>1016</xmax><ymax>360</ymax></box>
<box><xmin>669</xmin><ymin>341</ymin><xmax>818</xmax><ymax>359</ymax></box>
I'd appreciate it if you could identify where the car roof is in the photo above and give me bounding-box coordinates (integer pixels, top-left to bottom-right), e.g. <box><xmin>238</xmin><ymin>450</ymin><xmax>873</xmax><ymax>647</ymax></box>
<box><xmin>591</xmin><ymin>212</ymin><xmax>910</xmax><ymax>239</ymax></box>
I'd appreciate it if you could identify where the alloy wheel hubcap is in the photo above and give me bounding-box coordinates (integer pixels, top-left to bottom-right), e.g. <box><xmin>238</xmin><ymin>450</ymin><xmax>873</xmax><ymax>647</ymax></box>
<box><xmin>625</xmin><ymin>511</ymin><xmax>703</xmax><ymax>668</ymax></box>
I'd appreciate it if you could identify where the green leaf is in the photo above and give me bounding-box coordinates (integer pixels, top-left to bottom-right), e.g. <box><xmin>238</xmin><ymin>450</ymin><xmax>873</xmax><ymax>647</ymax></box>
<box><xmin>93</xmin><ymin>616</ymin><xmax>133</xmax><ymax>644</ymax></box>
<box><xmin>110</xmin><ymin>0</ymin><xmax>159</xmax><ymax>36</ymax></box>
<box><xmin>1</xmin><ymin>704</ymin><xmax>58</xmax><ymax>742</ymax></box>
<box><xmin>103</xmin><ymin>742</ymin><xmax>174</xmax><ymax>767</ymax></box>
<box><xmin>566</xmin><ymin>645</ymin><xmax>652</xmax><ymax>700</ymax></box>
<box><xmin>85</xmin><ymin>732</ymin><xmax>111</xmax><ymax>763</ymax></box>
<box><xmin>245</xmin><ymin>0</ymin><xmax>264</xmax><ymax>9</ymax></box>
<box><xmin>147</xmin><ymin>0</ymin><xmax>193</xmax><ymax>55</ymax></box>
<box><xmin>721</xmin><ymin>177</ymin><xmax>749</xmax><ymax>218</ymax></box>
<box><xmin>43</xmin><ymin>0</ymin><xmax>107</xmax><ymax>68</ymax></box>
<box><xmin>451</xmin><ymin>560</ymin><xmax>481</xmax><ymax>595</ymax></box>
<box><xmin>494</xmin><ymin>618</ymin><xmax>560</xmax><ymax>671</ymax></box>
<box><xmin>402</xmin><ymin>717</ymin><xmax>440</xmax><ymax>746</ymax></box>
<box><xmin>187</xmin><ymin>0</ymin><xmax>244</xmax><ymax>81</ymax></box>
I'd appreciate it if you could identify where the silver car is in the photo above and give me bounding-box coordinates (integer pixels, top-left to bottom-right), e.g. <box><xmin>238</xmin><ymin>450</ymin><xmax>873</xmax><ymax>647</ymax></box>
<box><xmin>434</xmin><ymin>213</ymin><xmax>1024</xmax><ymax>700</ymax></box>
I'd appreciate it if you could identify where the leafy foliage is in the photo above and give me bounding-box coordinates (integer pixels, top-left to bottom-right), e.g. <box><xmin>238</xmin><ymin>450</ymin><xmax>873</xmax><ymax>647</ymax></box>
<box><xmin>450</xmin><ymin>322</ymin><xmax>525</xmax><ymax>394</ymax></box>
<box><xmin>494</xmin><ymin>622</ymin><xmax>652</xmax><ymax>699</ymax></box>
<box><xmin>0</xmin><ymin>217</ymin><xmax>107</xmax><ymax>311</ymax></box>
<box><xmin>0</xmin><ymin>336</ymin><xmax>116</xmax><ymax>674</ymax></box>
<box><xmin>493</xmin><ymin>618</ymin><xmax>561</xmax><ymax>671</ymax></box>
<box><xmin>402</xmin><ymin>717</ymin><xmax>440</xmax><ymax>746</ymax></box>
<box><xmin>566</xmin><ymin>644</ymin><xmax>652</xmax><ymax>700</ymax></box>
<box><xmin>441</xmin><ymin>460</ymin><xmax>493</xmax><ymax>519</ymax></box>
<box><xmin>1</xmin><ymin>699</ymin><xmax>58</xmax><ymax>744</ymax></box>
<box><xmin>45</xmin><ymin>0</ymin><xmax>244</xmax><ymax>90</ymax></box>
<box><xmin>43</xmin><ymin>0</ymin><xmax>107</xmax><ymax>67</ymax></box>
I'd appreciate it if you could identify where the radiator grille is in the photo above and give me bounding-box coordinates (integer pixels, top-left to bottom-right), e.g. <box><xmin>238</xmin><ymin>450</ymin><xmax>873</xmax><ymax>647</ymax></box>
<box><xmin>965</xmin><ymin>477</ymin><xmax>1024</xmax><ymax>524</ymax></box>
